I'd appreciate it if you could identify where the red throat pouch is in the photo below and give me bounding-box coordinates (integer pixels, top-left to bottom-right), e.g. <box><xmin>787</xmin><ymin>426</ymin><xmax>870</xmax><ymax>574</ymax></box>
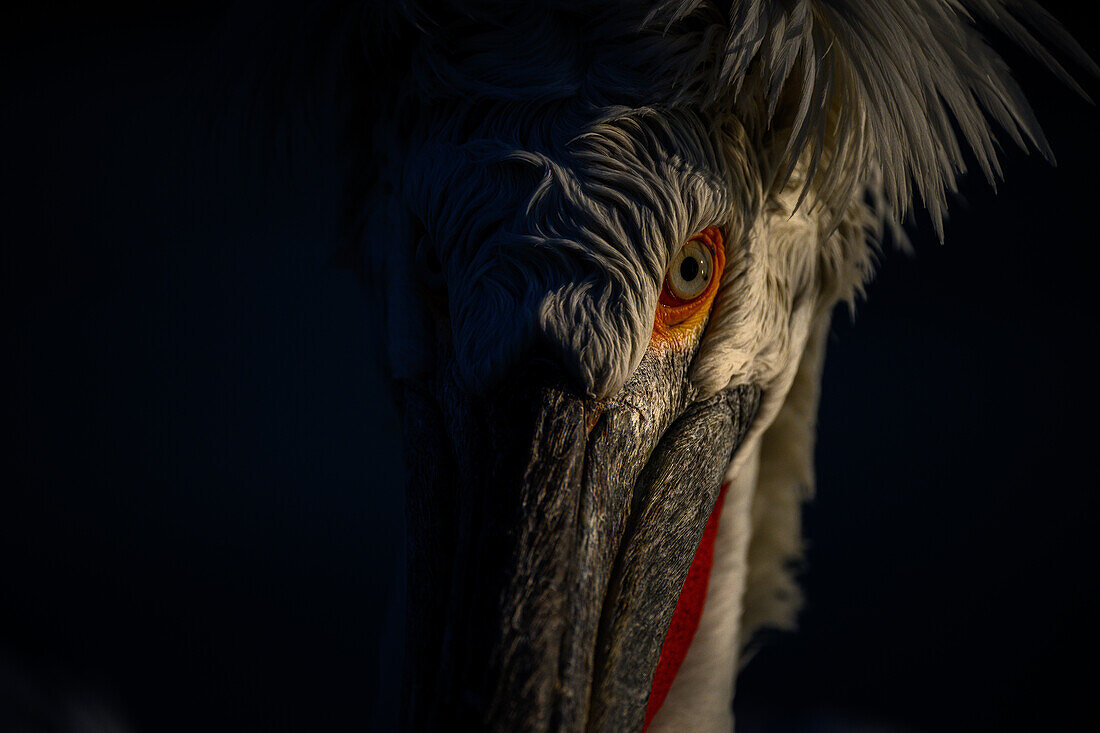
<box><xmin>642</xmin><ymin>481</ymin><xmax>729</xmax><ymax>729</ymax></box>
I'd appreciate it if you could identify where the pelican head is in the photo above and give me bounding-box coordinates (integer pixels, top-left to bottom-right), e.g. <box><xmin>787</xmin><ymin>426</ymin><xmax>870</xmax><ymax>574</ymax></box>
<box><xmin>334</xmin><ymin>1</ymin><xmax>1094</xmax><ymax>729</ymax></box>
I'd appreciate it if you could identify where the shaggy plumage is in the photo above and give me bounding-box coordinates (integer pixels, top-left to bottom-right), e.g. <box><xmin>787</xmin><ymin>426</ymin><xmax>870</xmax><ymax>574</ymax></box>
<box><xmin>340</xmin><ymin>0</ymin><xmax>1093</xmax><ymax>394</ymax></box>
<box><xmin>266</xmin><ymin>0</ymin><xmax>1094</xmax><ymax>727</ymax></box>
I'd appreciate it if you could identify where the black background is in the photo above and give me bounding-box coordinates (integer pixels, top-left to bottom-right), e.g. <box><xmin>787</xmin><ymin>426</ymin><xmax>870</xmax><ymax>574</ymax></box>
<box><xmin>3</xmin><ymin>3</ymin><xmax>1098</xmax><ymax>732</ymax></box>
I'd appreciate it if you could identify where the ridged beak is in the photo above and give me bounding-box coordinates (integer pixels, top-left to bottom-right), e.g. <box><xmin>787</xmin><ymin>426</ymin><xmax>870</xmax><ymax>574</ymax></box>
<box><xmin>399</xmin><ymin>356</ymin><xmax>759</xmax><ymax>731</ymax></box>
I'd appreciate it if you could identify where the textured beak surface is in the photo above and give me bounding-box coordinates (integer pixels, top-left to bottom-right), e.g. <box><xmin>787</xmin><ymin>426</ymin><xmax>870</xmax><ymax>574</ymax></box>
<box><xmin>400</xmin><ymin>352</ymin><xmax>759</xmax><ymax>731</ymax></box>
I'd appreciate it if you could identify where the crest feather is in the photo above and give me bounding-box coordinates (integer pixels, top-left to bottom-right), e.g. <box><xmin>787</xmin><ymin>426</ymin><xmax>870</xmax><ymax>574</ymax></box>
<box><xmin>643</xmin><ymin>0</ymin><xmax>1096</xmax><ymax>236</ymax></box>
<box><xmin>240</xmin><ymin>1</ymin><xmax>1095</xmax><ymax>249</ymax></box>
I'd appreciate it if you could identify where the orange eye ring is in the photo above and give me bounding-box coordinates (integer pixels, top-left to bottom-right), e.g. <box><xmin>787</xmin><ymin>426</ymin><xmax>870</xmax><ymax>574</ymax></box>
<box><xmin>655</xmin><ymin>226</ymin><xmax>725</xmax><ymax>330</ymax></box>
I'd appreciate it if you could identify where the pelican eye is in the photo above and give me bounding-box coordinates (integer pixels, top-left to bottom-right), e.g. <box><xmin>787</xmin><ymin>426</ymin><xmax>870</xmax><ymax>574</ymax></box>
<box><xmin>666</xmin><ymin>240</ymin><xmax>713</xmax><ymax>301</ymax></box>
<box><xmin>655</xmin><ymin>226</ymin><xmax>725</xmax><ymax>330</ymax></box>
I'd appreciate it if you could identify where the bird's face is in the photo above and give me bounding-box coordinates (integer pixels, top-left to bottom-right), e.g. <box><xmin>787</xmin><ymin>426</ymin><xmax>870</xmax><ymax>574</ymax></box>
<box><xmin>335</xmin><ymin>0</ymin><xmax>1079</xmax><ymax>725</ymax></box>
<box><xmin>368</xmin><ymin>99</ymin><xmax>870</xmax><ymax>730</ymax></box>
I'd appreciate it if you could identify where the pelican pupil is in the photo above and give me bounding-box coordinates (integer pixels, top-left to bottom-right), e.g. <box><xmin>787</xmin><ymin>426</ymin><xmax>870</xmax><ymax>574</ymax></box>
<box><xmin>680</xmin><ymin>256</ymin><xmax>700</xmax><ymax>281</ymax></box>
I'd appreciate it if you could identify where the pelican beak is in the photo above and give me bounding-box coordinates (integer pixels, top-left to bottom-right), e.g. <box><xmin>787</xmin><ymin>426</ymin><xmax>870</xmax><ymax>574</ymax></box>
<box><xmin>398</xmin><ymin>357</ymin><xmax>759</xmax><ymax>731</ymax></box>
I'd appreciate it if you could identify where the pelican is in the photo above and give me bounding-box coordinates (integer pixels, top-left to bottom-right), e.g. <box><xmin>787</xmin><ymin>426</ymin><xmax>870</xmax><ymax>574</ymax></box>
<box><xmin>318</xmin><ymin>1</ymin><xmax>1096</xmax><ymax>729</ymax></box>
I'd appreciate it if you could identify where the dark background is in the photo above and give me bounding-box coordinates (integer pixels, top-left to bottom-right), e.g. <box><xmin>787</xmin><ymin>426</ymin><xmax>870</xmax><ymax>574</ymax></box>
<box><xmin>2</xmin><ymin>3</ymin><xmax>1097</xmax><ymax>732</ymax></box>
